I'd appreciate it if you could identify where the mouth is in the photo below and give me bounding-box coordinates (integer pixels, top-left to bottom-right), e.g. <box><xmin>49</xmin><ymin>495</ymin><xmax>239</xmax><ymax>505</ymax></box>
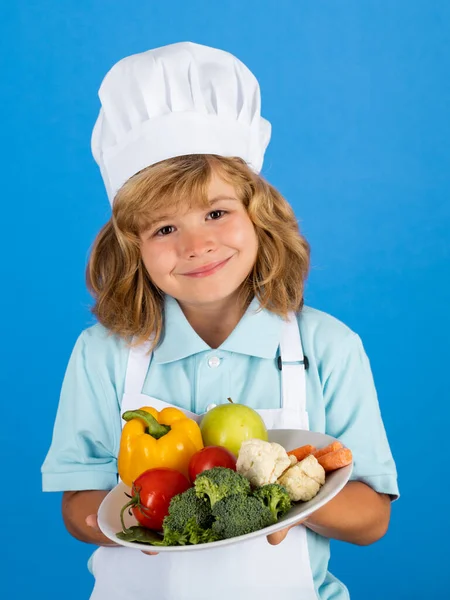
<box><xmin>181</xmin><ymin>257</ymin><xmax>232</xmax><ymax>278</ymax></box>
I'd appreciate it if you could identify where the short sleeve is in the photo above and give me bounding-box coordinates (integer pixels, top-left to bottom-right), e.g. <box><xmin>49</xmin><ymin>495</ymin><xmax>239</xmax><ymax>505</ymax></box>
<box><xmin>41</xmin><ymin>330</ymin><xmax>121</xmax><ymax>492</ymax></box>
<box><xmin>323</xmin><ymin>333</ymin><xmax>399</xmax><ymax>499</ymax></box>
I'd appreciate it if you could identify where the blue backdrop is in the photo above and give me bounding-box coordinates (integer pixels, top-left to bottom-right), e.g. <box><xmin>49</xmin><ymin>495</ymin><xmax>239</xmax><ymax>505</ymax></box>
<box><xmin>2</xmin><ymin>1</ymin><xmax>449</xmax><ymax>598</ymax></box>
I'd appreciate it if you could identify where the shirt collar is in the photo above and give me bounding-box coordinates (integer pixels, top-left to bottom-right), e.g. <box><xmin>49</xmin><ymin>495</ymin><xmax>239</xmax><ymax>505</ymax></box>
<box><xmin>152</xmin><ymin>295</ymin><xmax>284</xmax><ymax>364</ymax></box>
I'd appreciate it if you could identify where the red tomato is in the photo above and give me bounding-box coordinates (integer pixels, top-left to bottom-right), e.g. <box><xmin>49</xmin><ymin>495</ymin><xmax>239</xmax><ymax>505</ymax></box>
<box><xmin>188</xmin><ymin>446</ymin><xmax>237</xmax><ymax>482</ymax></box>
<box><xmin>130</xmin><ymin>468</ymin><xmax>191</xmax><ymax>531</ymax></box>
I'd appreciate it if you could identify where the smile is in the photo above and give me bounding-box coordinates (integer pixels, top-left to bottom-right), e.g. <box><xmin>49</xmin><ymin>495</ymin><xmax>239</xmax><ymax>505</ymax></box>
<box><xmin>181</xmin><ymin>257</ymin><xmax>232</xmax><ymax>278</ymax></box>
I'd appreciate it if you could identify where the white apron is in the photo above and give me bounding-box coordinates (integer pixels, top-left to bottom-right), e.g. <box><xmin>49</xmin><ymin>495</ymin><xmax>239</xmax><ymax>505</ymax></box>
<box><xmin>90</xmin><ymin>313</ymin><xmax>317</xmax><ymax>600</ymax></box>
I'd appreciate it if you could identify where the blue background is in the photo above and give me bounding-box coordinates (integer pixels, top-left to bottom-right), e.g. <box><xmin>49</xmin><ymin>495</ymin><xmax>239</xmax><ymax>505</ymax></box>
<box><xmin>2</xmin><ymin>1</ymin><xmax>449</xmax><ymax>598</ymax></box>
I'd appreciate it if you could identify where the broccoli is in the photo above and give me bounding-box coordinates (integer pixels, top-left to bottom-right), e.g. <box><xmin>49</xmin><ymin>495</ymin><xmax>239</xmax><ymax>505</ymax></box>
<box><xmin>160</xmin><ymin>517</ymin><xmax>220</xmax><ymax>546</ymax></box>
<box><xmin>163</xmin><ymin>487</ymin><xmax>214</xmax><ymax>533</ymax></box>
<box><xmin>183</xmin><ymin>518</ymin><xmax>220</xmax><ymax>545</ymax></box>
<box><xmin>194</xmin><ymin>467</ymin><xmax>251</xmax><ymax>508</ymax></box>
<box><xmin>211</xmin><ymin>494</ymin><xmax>273</xmax><ymax>539</ymax></box>
<box><xmin>252</xmin><ymin>483</ymin><xmax>292</xmax><ymax>523</ymax></box>
<box><xmin>155</xmin><ymin>487</ymin><xmax>218</xmax><ymax>546</ymax></box>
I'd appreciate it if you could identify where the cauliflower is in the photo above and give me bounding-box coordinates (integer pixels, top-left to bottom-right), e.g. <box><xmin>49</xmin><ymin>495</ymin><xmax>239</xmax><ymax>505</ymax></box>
<box><xmin>288</xmin><ymin>454</ymin><xmax>298</xmax><ymax>467</ymax></box>
<box><xmin>236</xmin><ymin>439</ymin><xmax>292</xmax><ymax>487</ymax></box>
<box><xmin>277</xmin><ymin>455</ymin><xmax>325</xmax><ymax>502</ymax></box>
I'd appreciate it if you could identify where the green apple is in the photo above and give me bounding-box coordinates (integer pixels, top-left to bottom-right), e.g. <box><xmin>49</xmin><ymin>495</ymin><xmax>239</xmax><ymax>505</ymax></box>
<box><xmin>200</xmin><ymin>399</ymin><xmax>268</xmax><ymax>457</ymax></box>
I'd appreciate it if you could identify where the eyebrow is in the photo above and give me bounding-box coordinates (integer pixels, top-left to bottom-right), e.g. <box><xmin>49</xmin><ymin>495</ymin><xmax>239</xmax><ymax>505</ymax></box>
<box><xmin>209</xmin><ymin>195</ymin><xmax>239</xmax><ymax>204</ymax></box>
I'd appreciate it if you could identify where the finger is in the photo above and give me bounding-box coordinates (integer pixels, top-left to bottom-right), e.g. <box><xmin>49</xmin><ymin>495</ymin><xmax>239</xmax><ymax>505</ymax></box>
<box><xmin>266</xmin><ymin>517</ymin><xmax>308</xmax><ymax>545</ymax></box>
<box><xmin>142</xmin><ymin>550</ymin><xmax>159</xmax><ymax>556</ymax></box>
<box><xmin>267</xmin><ymin>527</ymin><xmax>290</xmax><ymax>545</ymax></box>
<box><xmin>85</xmin><ymin>514</ymin><xmax>100</xmax><ymax>532</ymax></box>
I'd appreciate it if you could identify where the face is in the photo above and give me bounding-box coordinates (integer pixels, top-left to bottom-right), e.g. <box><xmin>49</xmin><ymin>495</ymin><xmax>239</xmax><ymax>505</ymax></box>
<box><xmin>139</xmin><ymin>171</ymin><xmax>258</xmax><ymax>311</ymax></box>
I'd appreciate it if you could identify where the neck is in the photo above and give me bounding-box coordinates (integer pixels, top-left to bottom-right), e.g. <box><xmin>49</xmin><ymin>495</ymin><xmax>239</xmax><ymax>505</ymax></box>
<box><xmin>178</xmin><ymin>294</ymin><xmax>250</xmax><ymax>348</ymax></box>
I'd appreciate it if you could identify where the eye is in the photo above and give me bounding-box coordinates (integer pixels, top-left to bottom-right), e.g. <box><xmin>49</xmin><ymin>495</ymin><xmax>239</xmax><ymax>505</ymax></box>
<box><xmin>155</xmin><ymin>225</ymin><xmax>176</xmax><ymax>236</ymax></box>
<box><xmin>207</xmin><ymin>210</ymin><xmax>227</xmax><ymax>220</ymax></box>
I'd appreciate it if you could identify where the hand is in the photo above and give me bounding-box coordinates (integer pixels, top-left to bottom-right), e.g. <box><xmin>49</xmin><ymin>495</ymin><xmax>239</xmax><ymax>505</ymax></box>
<box><xmin>266</xmin><ymin>518</ymin><xmax>306</xmax><ymax>545</ymax></box>
<box><xmin>85</xmin><ymin>514</ymin><xmax>159</xmax><ymax>556</ymax></box>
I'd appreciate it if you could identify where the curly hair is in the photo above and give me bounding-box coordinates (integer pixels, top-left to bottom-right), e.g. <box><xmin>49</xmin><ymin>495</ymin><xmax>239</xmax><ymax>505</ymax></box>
<box><xmin>86</xmin><ymin>154</ymin><xmax>310</xmax><ymax>347</ymax></box>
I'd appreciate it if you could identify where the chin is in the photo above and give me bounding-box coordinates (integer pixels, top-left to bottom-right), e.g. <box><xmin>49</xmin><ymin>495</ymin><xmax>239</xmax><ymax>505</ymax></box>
<box><xmin>181</xmin><ymin>285</ymin><xmax>244</xmax><ymax>307</ymax></box>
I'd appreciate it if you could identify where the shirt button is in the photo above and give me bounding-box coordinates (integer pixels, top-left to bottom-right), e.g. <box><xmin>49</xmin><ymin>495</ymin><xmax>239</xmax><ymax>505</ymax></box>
<box><xmin>206</xmin><ymin>403</ymin><xmax>217</xmax><ymax>412</ymax></box>
<box><xmin>208</xmin><ymin>356</ymin><xmax>221</xmax><ymax>368</ymax></box>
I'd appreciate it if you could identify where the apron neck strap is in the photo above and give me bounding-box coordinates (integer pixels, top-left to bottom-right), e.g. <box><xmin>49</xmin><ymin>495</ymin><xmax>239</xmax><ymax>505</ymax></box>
<box><xmin>124</xmin><ymin>337</ymin><xmax>153</xmax><ymax>395</ymax></box>
<box><xmin>279</xmin><ymin>312</ymin><xmax>307</xmax><ymax>417</ymax></box>
<box><xmin>279</xmin><ymin>312</ymin><xmax>304</xmax><ymax>362</ymax></box>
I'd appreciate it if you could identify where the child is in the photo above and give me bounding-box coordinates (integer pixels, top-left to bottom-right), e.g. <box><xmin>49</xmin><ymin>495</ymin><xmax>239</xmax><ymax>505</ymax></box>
<box><xmin>42</xmin><ymin>42</ymin><xmax>398</xmax><ymax>600</ymax></box>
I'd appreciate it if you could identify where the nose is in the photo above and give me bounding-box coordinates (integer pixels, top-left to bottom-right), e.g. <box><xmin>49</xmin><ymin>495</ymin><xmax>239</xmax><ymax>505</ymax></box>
<box><xmin>179</xmin><ymin>228</ymin><xmax>215</xmax><ymax>259</ymax></box>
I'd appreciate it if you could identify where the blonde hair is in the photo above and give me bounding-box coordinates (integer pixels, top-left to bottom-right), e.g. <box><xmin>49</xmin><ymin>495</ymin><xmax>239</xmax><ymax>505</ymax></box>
<box><xmin>87</xmin><ymin>155</ymin><xmax>310</xmax><ymax>347</ymax></box>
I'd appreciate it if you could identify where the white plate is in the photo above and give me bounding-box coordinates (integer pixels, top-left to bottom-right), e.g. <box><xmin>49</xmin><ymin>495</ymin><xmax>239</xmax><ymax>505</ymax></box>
<box><xmin>98</xmin><ymin>429</ymin><xmax>352</xmax><ymax>552</ymax></box>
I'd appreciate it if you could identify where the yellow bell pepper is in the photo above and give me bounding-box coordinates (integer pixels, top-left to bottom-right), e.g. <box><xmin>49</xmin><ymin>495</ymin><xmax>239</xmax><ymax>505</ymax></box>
<box><xmin>118</xmin><ymin>406</ymin><xmax>204</xmax><ymax>486</ymax></box>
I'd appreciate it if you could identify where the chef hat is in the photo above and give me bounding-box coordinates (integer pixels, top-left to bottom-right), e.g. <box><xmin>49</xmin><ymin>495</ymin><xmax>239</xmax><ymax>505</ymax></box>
<box><xmin>91</xmin><ymin>42</ymin><xmax>272</xmax><ymax>204</ymax></box>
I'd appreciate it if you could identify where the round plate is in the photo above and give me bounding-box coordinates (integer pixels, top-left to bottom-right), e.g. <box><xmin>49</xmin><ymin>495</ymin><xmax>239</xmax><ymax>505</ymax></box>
<box><xmin>98</xmin><ymin>429</ymin><xmax>352</xmax><ymax>552</ymax></box>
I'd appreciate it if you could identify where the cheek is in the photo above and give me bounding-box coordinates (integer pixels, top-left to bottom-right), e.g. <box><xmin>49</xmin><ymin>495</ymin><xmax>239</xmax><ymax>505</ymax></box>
<box><xmin>231</xmin><ymin>220</ymin><xmax>258</xmax><ymax>257</ymax></box>
<box><xmin>141</xmin><ymin>246</ymin><xmax>173</xmax><ymax>280</ymax></box>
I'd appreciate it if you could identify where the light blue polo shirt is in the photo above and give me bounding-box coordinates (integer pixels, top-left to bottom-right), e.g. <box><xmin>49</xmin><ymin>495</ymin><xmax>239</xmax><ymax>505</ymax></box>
<box><xmin>41</xmin><ymin>296</ymin><xmax>399</xmax><ymax>600</ymax></box>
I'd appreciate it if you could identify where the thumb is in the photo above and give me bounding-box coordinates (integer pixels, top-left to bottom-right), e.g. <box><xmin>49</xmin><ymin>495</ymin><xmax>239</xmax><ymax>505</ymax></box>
<box><xmin>85</xmin><ymin>514</ymin><xmax>100</xmax><ymax>532</ymax></box>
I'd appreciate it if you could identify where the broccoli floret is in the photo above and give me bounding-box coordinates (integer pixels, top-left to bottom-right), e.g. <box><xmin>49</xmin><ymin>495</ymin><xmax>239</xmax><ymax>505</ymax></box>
<box><xmin>158</xmin><ymin>487</ymin><xmax>217</xmax><ymax>546</ymax></box>
<box><xmin>252</xmin><ymin>483</ymin><xmax>292</xmax><ymax>523</ymax></box>
<box><xmin>163</xmin><ymin>487</ymin><xmax>214</xmax><ymax>533</ymax></box>
<box><xmin>211</xmin><ymin>494</ymin><xmax>273</xmax><ymax>539</ymax></box>
<box><xmin>194</xmin><ymin>467</ymin><xmax>251</xmax><ymax>507</ymax></box>
<box><xmin>160</xmin><ymin>517</ymin><xmax>220</xmax><ymax>546</ymax></box>
<box><xmin>183</xmin><ymin>518</ymin><xmax>220</xmax><ymax>544</ymax></box>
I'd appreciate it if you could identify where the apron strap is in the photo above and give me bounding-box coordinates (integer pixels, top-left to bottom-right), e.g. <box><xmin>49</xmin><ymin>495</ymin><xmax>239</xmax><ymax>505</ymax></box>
<box><xmin>279</xmin><ymin>311</ymin><xmax>304</xmax><ymax>362</ymax></box>
<box><xmin>279</xmin><ymin>312</ymin><xmax>307</xmax><ymax>418</ymax></box>
<box><xmin>124</xmin><ymin>338</ymin><xmax>153</xmax><ymax>395</ymax></box>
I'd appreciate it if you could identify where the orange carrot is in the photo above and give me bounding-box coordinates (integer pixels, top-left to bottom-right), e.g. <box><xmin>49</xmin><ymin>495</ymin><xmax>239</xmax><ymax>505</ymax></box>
<box><xmin>317</xmin><ymin>448</ymin><xmax>353</xmax><ymax>472</ymax></box>
<box><xmin>287</xmin><ymin>444</ymin><xmax>316</xmax><ymax>462</ymax></box>
<box><xmin>313</xmin><ymin>441</ymin><xmax>343</xmax><ymax>459</ymax></box>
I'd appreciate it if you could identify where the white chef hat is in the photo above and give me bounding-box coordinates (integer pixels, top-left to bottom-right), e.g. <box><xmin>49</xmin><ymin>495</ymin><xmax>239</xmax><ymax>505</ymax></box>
<box><xmin>91</xmin><ymin>42</ymin><xmax>272</xmax><ymax>204</ymax></box>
